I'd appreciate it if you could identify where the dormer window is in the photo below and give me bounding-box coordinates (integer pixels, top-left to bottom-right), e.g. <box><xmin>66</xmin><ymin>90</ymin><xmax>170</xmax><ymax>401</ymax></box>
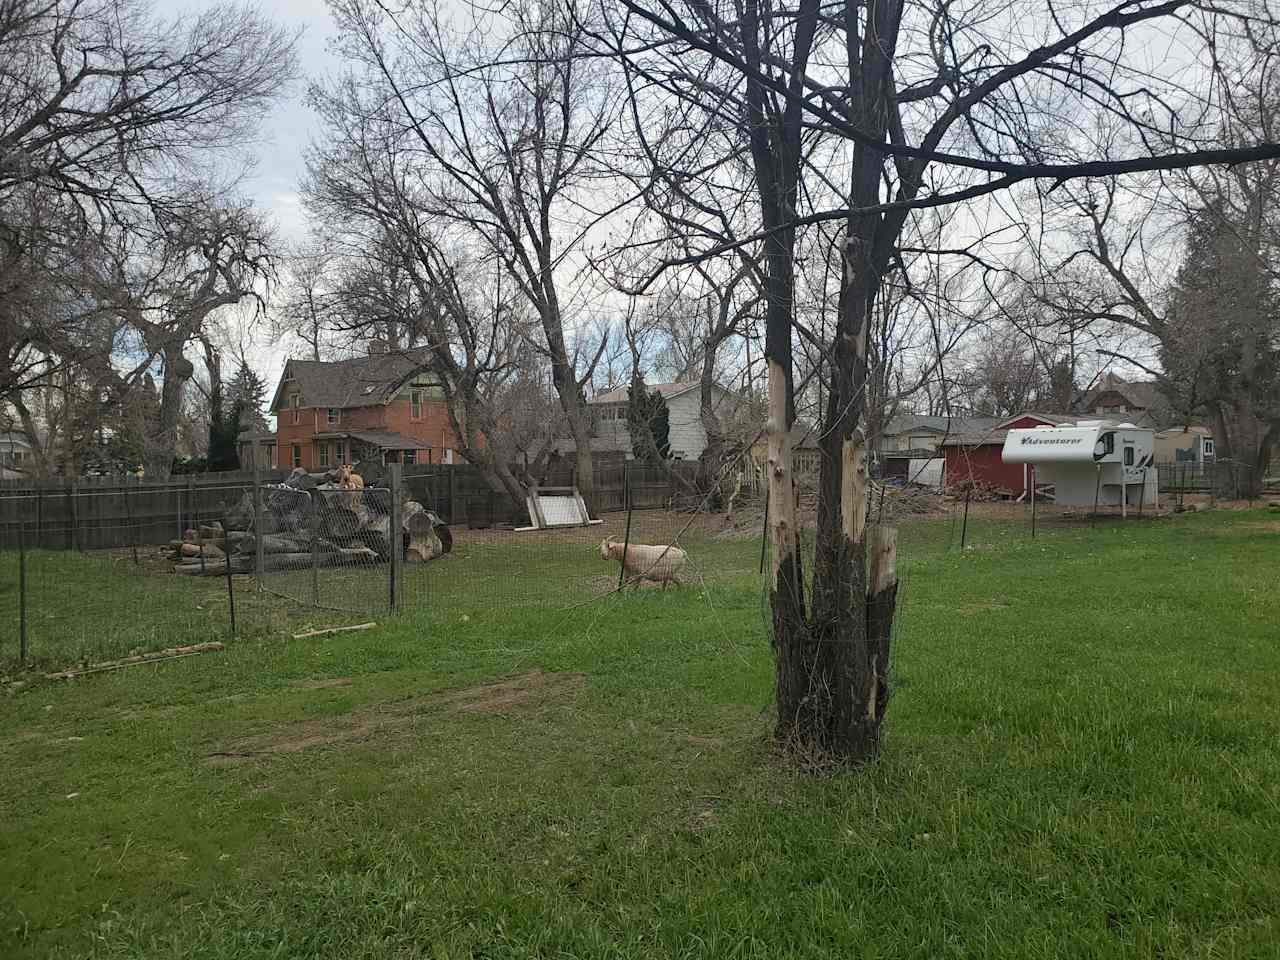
<box><xmin>327</xmin><ymin>408</ymin><xmax>339</xmax><ymax>425</ymax></box>
<box><xmin>290</xmin><ymin>393</ymin><xmax>300</xmax><ymax>424</ymax></box>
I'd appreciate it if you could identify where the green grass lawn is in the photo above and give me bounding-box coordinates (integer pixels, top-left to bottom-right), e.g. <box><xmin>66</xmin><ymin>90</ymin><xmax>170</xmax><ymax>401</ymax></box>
<box><xmin>2</xmin><ymin>509</ymin><xmax>1279</xmax><ymax>958</ymax></box>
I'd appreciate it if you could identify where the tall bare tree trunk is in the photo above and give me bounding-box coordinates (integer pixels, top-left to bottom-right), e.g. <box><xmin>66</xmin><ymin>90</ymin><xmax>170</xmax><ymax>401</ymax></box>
<box><xmin>144</xmin><ymin>343</ymin><xmax>194</xmax><ymax>480</ymax></box>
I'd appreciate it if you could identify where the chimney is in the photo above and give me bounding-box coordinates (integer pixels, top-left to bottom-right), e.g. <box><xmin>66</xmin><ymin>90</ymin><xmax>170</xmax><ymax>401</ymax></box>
<box><xmin>367</xmin><ymin>339</ymin><xmax>388</xmax><ymax>356</ymax></box>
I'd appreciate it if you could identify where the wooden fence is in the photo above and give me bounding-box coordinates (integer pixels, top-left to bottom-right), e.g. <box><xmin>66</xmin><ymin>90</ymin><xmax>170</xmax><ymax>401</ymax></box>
<box><xmin>0</xmin><ymin>472</ymin><xmax>289</xmax><ymax>551</ymax></box>
<box><xmin>0</xmin><ymin>460</ymin><xmax>710</xmax><ymax>550</ymax></box>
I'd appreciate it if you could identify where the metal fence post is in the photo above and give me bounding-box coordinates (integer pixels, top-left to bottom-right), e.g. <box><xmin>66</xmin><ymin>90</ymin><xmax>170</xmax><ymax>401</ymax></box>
<box><xmin>224</xmin><ymin>531</ymin><xmax>237</xmax><ymax>637</ymax></box>
<box><xmin>69</xmin><ymin>480</ymin><xmax>79</xmax><ymax>551</ymax></box>
<box><xmin>448</xmin><ymin>468</ymin><xmax>457</xmax><ymax>524</ymax></box>
<box><xmin>960</xmin><ymin>486</ymin><xmax>971</xmax><ymax>549</ymax></box>
<box><xmin>310</xmin><ymin>492</ymin><xmax>320</xmax><ymax>607</ymax></box>
<box><xmin>618</xmin><ymin>462</ymin><xmax>633</xmax><ymax>590</ymax></box>
<box><xmin>253</xmin><ymin>459</ymin><xmax>266</xmax><ymax>583</ymax></box>
<box><xmin>1030</xmin><ymin>466</ymin><xmax>1037</xmax><ymax>539</ymax></box>
<box><xmin>389</xmin><ymin>463</ymin><xmax>402</xmax><ymax>611</ymax></box>
<box><xmin>124</xmin><ymin>479</ymin><xmax>139</xmax><ymax>564</ymax></box>
<box><xmin>18</xmin><ymin>519</ymin><xmax>28</xmax><ymax>664</ymax></box>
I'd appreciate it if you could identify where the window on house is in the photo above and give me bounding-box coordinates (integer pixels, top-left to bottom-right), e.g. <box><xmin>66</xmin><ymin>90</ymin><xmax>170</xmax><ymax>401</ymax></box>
<box><xmin>290</xmin><ymin>393</ymin><xmax>300</xmax><ymax>424</ymax></box>
<box><xmin>291</xmin><ymin>444</ymin><xmax>302</xmax><ymax>468</ymax></box>
<box><xmin>319</xmin><ymin>443</ymin><xmax>330</xmax><ymax>467</ymax></box>
<box><xmin>1203</xmin><ymin>439</ymin><xmax>1215</xmax><ymax>458</ymax></box>
<box><xmin>327</xmin><ymin>408</ymin><xmax>339</xmax><ymax>425</ymax></box>
<box><xmin>405</xmin><ymin>449</ymin><xmax>417</xmax><ymax>465</ymax></box>
<box><xmin>1124</xmin><ymin>446</ymin><xmax>1134</xmax><ymax>466</ymax></box>
<box><xmin>411</xmin><ymin>389</ymin><xmax>423</xmax><ymax>419</ymax></box>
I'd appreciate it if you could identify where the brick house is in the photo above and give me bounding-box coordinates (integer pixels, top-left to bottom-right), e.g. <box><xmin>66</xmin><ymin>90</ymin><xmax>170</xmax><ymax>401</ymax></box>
<box><xmin>267</xmin><ymin>344</ymin><xmax>460</xmax><ymax>471</ymax></box>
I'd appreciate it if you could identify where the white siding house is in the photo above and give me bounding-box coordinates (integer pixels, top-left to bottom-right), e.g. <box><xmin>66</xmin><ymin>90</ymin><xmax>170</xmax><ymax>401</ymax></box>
<box><xmin>589</xmin><ymin>382</ymin><xmax>739</xmax><ymax>460</ymax></box>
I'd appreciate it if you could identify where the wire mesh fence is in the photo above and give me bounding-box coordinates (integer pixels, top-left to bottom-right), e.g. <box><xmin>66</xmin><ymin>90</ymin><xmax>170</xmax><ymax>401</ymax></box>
<box><xmin>251</xmin><ymin>478</ymin><xmax>401</xmax><ymax>614</ymax></box>
<box><xmin>0</xmin><ymin>461</ymin><xmax>769</xmax><ymax>674</ymax></box>
<box><xmin>0</xmin><ymin>478</ymin><xmax>260</xmax><ymax>672</ymax></box>
<box><xmin>7</xmin><ymin>447</ymin><xmax>1236</xmax><ymax>676</ymax></box>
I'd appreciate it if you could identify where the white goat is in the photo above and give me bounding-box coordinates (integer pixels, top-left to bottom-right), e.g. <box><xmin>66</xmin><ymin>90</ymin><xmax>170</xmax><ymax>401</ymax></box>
<box><xmin>599</xmin><ymin>537</ymin><xmax>688</xmax><ymax>586</ymax></box>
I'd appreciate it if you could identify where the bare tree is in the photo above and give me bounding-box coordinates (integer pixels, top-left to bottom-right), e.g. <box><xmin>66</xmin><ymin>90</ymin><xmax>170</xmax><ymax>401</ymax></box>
<box><xmin>313</xmin><ymin>0</ymin><xmax>617</xmax><ymax>508</ymax></box>
<box><xmin>99</xmin><ymin>202</ymin><xmax>275</xmax><ymax>479</ymax></box>
<box><xmin>276</xmin><ymin>243</ymin><xmax>340</xmax><ymax>361</ymax></box>
<box><xmin>608</xmin><ymin>0</ymin><xmax>1280</xmax><ymax>763</ymax></box>
<box><xmin>1</xmin><ymin>0</ymin><xmax>297</xmax><ymax>207</ymax></box>
<box><xmin>0</xmin><ymin>0</ymin><xmax>296</xmax><ymax>471</ymax></box>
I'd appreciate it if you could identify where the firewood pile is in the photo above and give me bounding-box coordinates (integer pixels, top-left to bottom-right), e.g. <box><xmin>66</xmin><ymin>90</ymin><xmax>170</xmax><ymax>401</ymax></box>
<box><xmin>170</xmin><ymin>467</ymin><xmax>452</xmax><ymax>576</ymax></box>
<box><xmin>942</xmin><ymin>479</ymin><xmax>1006</xmax><ymax>502</ymax></box>
<box><xmin>712</xmin><ymin>480</ymin><xmax>946</xmax><ymax>541</ymax></box>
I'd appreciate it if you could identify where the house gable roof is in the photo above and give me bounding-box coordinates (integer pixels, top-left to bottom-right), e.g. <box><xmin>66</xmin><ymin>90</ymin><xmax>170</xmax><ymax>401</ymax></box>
<box><xmin>939</xmin><ymin>412</ymin><xmax>1078</xmax><ymax>447</ymax></box>
<box><xmin>589</xmin><ymin>381</ymin><xmax>735</xmax><ymax>406</ymax></box>
<box><xmin>269</xmin><ymin>348</ymin><xmax>436</xmax><ymax>412</ymax></box>
<box><xmin>1079</xmin><ymin>374</ymin><xmax>1161</xmax><ymax>412</ymax></box>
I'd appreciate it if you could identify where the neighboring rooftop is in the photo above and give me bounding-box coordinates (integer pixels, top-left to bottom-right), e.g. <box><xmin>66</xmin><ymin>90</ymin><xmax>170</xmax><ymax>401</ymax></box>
<box><xmin>1078</xmin><ymin>373</ymin><xmax>1162</xmax><ymax>413</ymax></box>
<box><xmin>937</xmin><ymin>413</ymin><xmax>1079</xmax><ymax>446</ymax></box>
<box><xmin>270</xmin><ymin>345</ymin><xmax>434</xmax><ymax>411</ymax></box>
<box><xmin>589</xmin><ymin>381</ymin><xmax>734</xmax><ymax>405</ymax></box>
<box><xmin>882</xmin><ymin>415</ymin><xmax>1005</xmax><ymax>439</ymax></box>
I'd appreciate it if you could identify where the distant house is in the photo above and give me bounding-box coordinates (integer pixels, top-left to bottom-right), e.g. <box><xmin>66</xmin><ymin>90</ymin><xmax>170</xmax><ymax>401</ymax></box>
<box><xmin>587</xmin><ymin>381</ymin><xmax>741</xmax><ymax>461</ymax></box>
<box><xmin>1154</xmin><ymin>425</ymin><xmax>1215</xmax><ymax>464</ymax></box>
<box><xmin>1076</xmin><ymin>373</ymin><xmax>1162</xmax><ymax>425</ymax></box>
<box><xmin>939</xmin><ymin>413</ymin><xmax>1076</xmax><ymax>495</ymax></box>
<box><xmin>878</xmin><ymin>415</ymin><xmax>959</xmax><ymax>454</ymax></box>
<box><xmin>267</xmin><ymin>343</ymin><xmax>460</xmax><ymax>471</ymax></box>
<box><xmin>0</xmin><ymin>431</ymin><xmax>33</xmax><ymax>476</ymax></box>
<box><xmin>749</xmin><ymin>421</ymin><xmax>823</xmax><ymax>478</ymax></box>
<box><xmin>235</xmin><ymin>429</ymin><xmax>277</xmax><ymax>471</ymax></box>
<box><xmin>1077</xmin><ymin>374</ymin><xmax>1216</xmax><ymax>460</ymax></box>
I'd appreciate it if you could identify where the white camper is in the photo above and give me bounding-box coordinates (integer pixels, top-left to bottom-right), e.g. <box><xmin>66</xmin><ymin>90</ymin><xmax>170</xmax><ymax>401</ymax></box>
<box><xmin>1001</xmin><ymin>421</ymin><xmax>1158</xmax><ymax>513</ymax></box>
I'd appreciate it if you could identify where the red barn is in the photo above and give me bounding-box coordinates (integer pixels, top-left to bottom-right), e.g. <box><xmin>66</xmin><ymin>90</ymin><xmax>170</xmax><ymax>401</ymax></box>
<box><xmin>941</xmin><ymin>414</ymin><xmax>1073</xmax><ymax>495</ymax></box>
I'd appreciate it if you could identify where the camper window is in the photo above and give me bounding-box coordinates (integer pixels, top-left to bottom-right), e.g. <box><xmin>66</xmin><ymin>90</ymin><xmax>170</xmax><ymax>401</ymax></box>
<box><xmin>1094</xmin><ymin>432</ymin><xmax>1115</xmax><ymax>459</ymax></box>
<box><xmin>1124</xmin><ymin>447</ymin><xmax>1134</xmax><ymax>466</ymax></box>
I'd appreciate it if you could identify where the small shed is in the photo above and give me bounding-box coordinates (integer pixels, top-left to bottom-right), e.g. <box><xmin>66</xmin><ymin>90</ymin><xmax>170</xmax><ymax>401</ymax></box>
<box><xmin>1002</xmin><ymin>421</ymin><xmax>1158</xmax><ymax>512</ymax></box>
<box><xmin>940</xmin><ymin>413</ymin><xmax>1070</xmax><ymax>494</ymax></box>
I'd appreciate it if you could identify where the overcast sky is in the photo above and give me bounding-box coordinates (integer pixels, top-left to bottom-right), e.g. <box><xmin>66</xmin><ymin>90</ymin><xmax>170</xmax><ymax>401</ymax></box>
<box><xmin>242</xmin><ymin>0</ymin><xmax>339</xmax><ymax>246</ymax></box>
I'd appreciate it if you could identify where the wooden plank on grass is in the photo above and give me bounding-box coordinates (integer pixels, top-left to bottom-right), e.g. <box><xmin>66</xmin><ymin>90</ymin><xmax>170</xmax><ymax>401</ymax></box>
<box><xmin>45</xmin><ymin>642</ymin><xmax>225</xmax><ymax>680</ymax></box>
<box><xmin>291</xmin><ymin>622</ymin><xmax>378</xmax><ymax>640</ymax></box>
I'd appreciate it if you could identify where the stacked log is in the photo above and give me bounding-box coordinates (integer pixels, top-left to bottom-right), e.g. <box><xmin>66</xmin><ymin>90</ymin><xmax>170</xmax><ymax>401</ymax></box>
<box><xmin>171</xmin><ymin>479</ymin><xmax>451</xmax><ymax>576</ymax></box>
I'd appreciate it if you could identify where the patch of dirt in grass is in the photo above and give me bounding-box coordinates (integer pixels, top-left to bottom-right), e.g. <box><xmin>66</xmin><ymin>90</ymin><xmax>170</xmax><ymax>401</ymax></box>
<box><xmin>289</xmin><ymin>677</ymin><xmax>354</xmax><ymax>690</ymax></box>
<box><xmin>441</xmin><ymin>670</ymin><xmax>583</xmax><ymax>713</ymax></box>
<box><xmin>1241</xmin><ymin>521</ymin><xmax>1280</xmax><ymax>533</ymax></box>
<box><xmin>955</xmin><ymin>600</ymin><xmax>1010</xmax><ymax>615</ymax></box>
<box><xmin>205</xmin><ymin>670</ymin><xmax>582</xmax><ymax>765</ymax></box>
<box><xmin>687</xmin><ymin>797</ymin><xmax>722</xmax><ymax>834</ymax></box>
<box><xmin>686</xmin><ymin>734</ymin><xmax>725</xmax><ymax>748</ymax></box>
<box><xmin>587</xmin><ymin>575</ymin><xmax>669</xmax><ymax>595</ymax></box>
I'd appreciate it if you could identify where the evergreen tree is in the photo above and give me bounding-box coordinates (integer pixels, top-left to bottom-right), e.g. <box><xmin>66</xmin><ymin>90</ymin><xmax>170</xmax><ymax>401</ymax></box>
<box><xmin>206</xmin><ymin>381</ymin><xmax>242</xmax><ymax>471</ymax></box>
<box><xmin>227</xmin><ymin>362</ymin><xmax>269</xmax><ymax>430</ymax></box>
<box><xmin>1164</xmin><ymin>201</ymin><xmax>1279</xmax><ymax>494</ymax></box>
<box><xmin>627</xmin><ymin>379</ymin><xmax>670</xmax><ymax>461</ymax></box>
